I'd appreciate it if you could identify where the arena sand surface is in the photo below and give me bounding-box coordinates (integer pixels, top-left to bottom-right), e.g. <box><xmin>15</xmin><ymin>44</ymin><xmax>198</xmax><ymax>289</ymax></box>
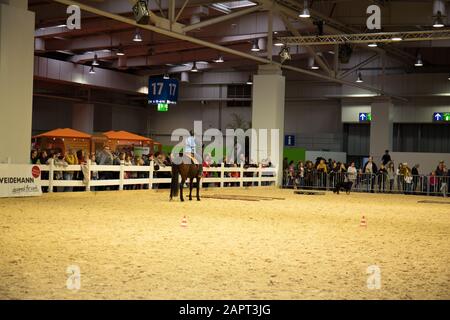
<box><xmin>0</xmin><ymin>187</ymin><xmax>449</xmax><ymax>300</ymax></box>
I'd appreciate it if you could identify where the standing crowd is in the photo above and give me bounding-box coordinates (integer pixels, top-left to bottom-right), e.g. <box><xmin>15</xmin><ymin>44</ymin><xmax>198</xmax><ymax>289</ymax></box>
<box><xmin>283</xmin><ymin>150</ymin><xmax>449</xmax><ymax>197</ymax></box>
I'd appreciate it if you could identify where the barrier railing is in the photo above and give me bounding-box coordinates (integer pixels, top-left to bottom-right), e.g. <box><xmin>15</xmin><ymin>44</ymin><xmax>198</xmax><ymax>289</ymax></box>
<box><xmin>286</xmin><ymin>171</ymin><xmax>449</xmax><ymax>196</ymax></box>
<box><xmin>37</xmin><ymin>160</ymin><xmax>277</xmax><ymax>192</ymax></box>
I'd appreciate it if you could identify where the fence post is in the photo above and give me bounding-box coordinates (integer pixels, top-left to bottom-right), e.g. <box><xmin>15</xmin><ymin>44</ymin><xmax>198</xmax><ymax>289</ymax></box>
<box><xmin>7</xmin><ymin>157</ymin><xmax>11</xmax><ymax>164</ymax></box>
<box><xmin>220</xmin><ymin>162</ymin><xmax>225</xmax><ymax>188</ymax></box>
<box><xmin>48</xmin><ymin>158</ymin><xmax>54</xmax><ymax>193</ymax></box>
<box><xmin>85</xmin><ymin>159</ymin><xmax>91</xmax><ymax>192</ymax></box>
<box><xmin>149</xmin><ymin>160</ymin><xmax>154</xmax><ymax>190</ymax></box>
<box><xmin>119</xmin><ymin>163</ymin><xmax>124</xmax><ymax>191</ymax></box>
<box><xmin>258</xmin><ymin>164</ymin><xmax>262</xmax><ymax>187</ymax></box>
<box><xmin>239</xmin><ymin>162</ymin><xmax>244</xmax><ymax>187</ymax></box>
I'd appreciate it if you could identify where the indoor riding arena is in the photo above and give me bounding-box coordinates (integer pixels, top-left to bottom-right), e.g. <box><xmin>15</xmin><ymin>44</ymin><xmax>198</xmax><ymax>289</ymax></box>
<box><xmin>1</xmin><ymin>0</ymin><xmax>450</xmax><ymax>302</ymax></box>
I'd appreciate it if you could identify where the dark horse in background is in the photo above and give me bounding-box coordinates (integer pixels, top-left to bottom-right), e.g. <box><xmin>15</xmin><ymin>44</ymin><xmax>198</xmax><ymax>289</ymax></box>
<box><xmin>170</xmin><ymin>155</ymin><xmax>201</xmax><ymax>202</ymax></box>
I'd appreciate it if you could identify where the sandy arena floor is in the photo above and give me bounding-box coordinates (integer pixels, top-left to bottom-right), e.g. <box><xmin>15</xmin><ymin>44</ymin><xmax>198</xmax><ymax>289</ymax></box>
<box><xmin>0</xmin><ymin>187</ymin><xmax>449</xmax><ymax>300</ymax></box>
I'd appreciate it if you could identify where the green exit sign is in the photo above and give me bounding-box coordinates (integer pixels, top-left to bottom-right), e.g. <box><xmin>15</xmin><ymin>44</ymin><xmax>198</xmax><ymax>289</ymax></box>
<box><xmin>157</xmin><ymin>103</ymin><xmax>169</xmax><ymax>112</ymax></box>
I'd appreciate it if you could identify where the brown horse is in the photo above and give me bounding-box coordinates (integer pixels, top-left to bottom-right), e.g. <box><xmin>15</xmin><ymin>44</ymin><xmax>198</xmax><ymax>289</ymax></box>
<box><xmin>170</xmin><ymin>156</ymin><xmax>201</xmax><ymax>202</ymax></box>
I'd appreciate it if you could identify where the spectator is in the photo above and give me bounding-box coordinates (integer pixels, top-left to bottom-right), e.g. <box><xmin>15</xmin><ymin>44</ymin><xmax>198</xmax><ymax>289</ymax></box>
<box><xmin>90</xmin><ymin>154</ymin><xmax>99</xmax><ymax>189</ymax></box>
<box><xmin>39</xmin><ymin>151</ymin><xmax>49</xmax><ymax>192</ymax></box>
<box><xmin>347</xmin><ymin>162</ymin><xmax>358</xmax><ymax>186</ymax></box>
<box><xmin>363</xmin><ymin>156</ymin><xmax>378</xmax><ymax>192</ymax></box>
<box><xmin>429</xmin><ymin>171</ymin><xmax>438</xmax><ymax>194</ymax></box>
<box><xmin>386</xmin><ymin>161</ymin><xmax>396</xmax><ymax>193</ymax></box>
<box><xmin>123</xmin><ymin>154</ymin><xmax>133</xmax><ymax>190</ymax></box>
<box><xmin>377</xmin><ymin>164</ymin><xmax>388</xmax><ymax>192</ymax></box>
<box><xmin>403</xmin><ymin>163</ymin><xmax>413</xmax><ymax>194</ymax></box>
<box><xmin>97</xmin><ymin>145</ymin><xmax>114</xmax><ymax>190</ymax></box>
<box><xmin>397</xmin><ymin>163</ymin><xmax>404</xmax><ymax>192</ymax></box>
<box><xmin>381</xmin><ymin>150</ymin><xmax>391</xmax><ymax>166</ymax></box>
<box><xmin>30</xmin><ymin>150</ymin><xmax>39</xmax><ymax>164</ymax></box>
<box><xmin>411</xmin><ymin>164</ymin><xmax>420</xmax><ymax>194</ymax></box>
<box><xmin>440</xmin><ymin>165</ymin><xmax>448</xmax><ymax>197</ymax></box>
<box><xmin>64</xmin><ymin>149</ymin><xmax>78</xmax><ymax>192</ymax></box>
<box><xmin>296</xmin><ymin>161</ymin><xmax>305</xmax><ymax>188</ymax></box>
<box><xmin>316</xmin><ymin>159</ymin><xmax>328</xmax><ymax>188</ymax></box>
<box><xmin>53</xmin><ymin>153</ymin><xmax>68</xmax><ymax>192</ymax></box>
<box><xmin>287</xmin><ymin>161</ymin><xmax>295</xmax><ymax>186</ymax></box>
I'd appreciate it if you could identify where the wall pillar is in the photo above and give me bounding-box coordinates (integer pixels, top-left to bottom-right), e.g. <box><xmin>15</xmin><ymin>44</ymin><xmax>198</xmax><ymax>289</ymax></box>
<box><xmin>251</xmin><ymin>64</ymin><xmax>285</xmax><ymax>186</ymax></box>
<box><xmin>370</xmin><ymin>96</ymin><xmax>394</xmax><ymax>159</ymax></box>
<box><xmin>72</xmin><ymin>104</ymin><xmax>94</xmax><ymax>134</ymax></box>
<box><xmin>0</xmin><ymin>2</ymin><xmax>35</xmax><ymax>163</ymax></box>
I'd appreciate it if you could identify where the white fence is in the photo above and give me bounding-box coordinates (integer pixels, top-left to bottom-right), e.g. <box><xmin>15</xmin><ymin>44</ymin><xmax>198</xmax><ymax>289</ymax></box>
<box><xmin>37</xmin><ymin>160</ymin><xmax>278</xmax><ymax>192</ymax></box>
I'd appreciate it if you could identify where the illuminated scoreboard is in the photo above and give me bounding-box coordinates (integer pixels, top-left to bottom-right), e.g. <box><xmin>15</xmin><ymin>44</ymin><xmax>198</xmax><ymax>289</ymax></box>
<box><xmin>148</xmin><ymin>77</ymin><xmax>179</xmax><ymax>107</ymax></box>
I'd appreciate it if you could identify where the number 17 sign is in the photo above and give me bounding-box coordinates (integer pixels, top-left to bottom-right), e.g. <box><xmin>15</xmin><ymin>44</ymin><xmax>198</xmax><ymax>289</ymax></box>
<box><xmin>148</xmin><ymin>77</ymin><xmax>179</xmax><ymax>104</ymax></box>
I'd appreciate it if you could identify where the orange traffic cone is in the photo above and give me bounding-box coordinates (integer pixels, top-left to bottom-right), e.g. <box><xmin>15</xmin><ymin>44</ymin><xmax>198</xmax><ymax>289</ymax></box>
<box><xmin>360</xmin><ymin>215</ymin><xmax>367</xmax><ymax>227</ymax></box>
<box><xmin>181</xmin><ymin>216</ymin><xmax>188</xmax><ymax>228</ymax></box>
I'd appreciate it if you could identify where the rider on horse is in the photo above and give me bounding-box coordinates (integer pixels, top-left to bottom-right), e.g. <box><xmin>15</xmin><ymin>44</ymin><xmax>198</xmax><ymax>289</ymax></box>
<box><xmin>185</xmin><ymin>130</ymin><xmax>203</xmax><ymax>177</ymax></box>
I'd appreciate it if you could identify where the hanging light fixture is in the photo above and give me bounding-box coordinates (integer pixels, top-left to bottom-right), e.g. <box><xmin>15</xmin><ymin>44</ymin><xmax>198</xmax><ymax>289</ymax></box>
<box><xmin>391</xmin><ymin>36</ymin><xmax>403</xmax><ymax>41</ymax></box>
<box><xmin>299</xmin><ymin>0</ymin><xmax>311</xmax><ymax>18</ymax></box>
<box><xmin>356</xmin><ymin>71</ymin><xmax>363</xmax><ymax>83</ymax></box>
<box><xmin>191</xmin><ymin>62</ymin><xmax>199</xmax><ymax>72</ymax></box>
<box><xmin>246</xmin><ymin>75</ymin><xmax>253</xmax><ymax>85</ymax></box>
<box><xmin>89</xmin><ymin>65</ymin><xmax>96</xmax><ymax>74</ymax></box>
<box><xmin>433</xmin><ymin>11</ymin><xmax>445</xmax><ymax>28</ymax></box>
<box><xmin>92</xmin><ymin>53</ymin><xmax>99</xmax><ymax>66</ymax></box>
<box><xmin>308</xmin><ymin>56</ymin><xmax>319</xmax><ymax>70</ymax></box>
<box><xmin>274</xmin><ymin>39</ymin><xmax>284</xmax><ymax>47</ymax></box>
<box><xmin>213</xmin><ymin>55</ymin><xmax>224</xmax><ymax>63</ymax></box>
<box><xmin>133</xmin><ymin>28</ymin><xmax>143</xmax><ymax>42</ymax></box>
<box><xmin>368</xmin><ymin>42</ymin><xmax>378</xmax><ymax>48</ymax></box>
<box><xmin>116</xmin><ymin>45</ymin><xmax>125</xmax><ymax>56</ymax></box>
<box><xmin>414</xmin><ymin>54</ymin><xmax>423</xmax><ymax>67</ymax></box>
<box><xmin>251</xmin><ymin>39</ymin><xmax>260</xmax><ymax>52</ymax></box>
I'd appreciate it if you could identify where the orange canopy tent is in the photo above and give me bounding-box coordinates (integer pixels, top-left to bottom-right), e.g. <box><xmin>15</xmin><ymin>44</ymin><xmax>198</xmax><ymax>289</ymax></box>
<box><xmin>92</xmin><ymin>130</ymin><xmax>162</xmax><ymax>154</ymax></box>
<box><xmin>33</xmin><ymin>128</ymin><xmax>92</xmax><ymax>155</ymax></box>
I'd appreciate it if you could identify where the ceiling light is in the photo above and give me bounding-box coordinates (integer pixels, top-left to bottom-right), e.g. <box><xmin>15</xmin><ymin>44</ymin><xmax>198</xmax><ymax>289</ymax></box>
<box><xmin>356</xmin><ymin>71</ymin><xmax>363</xmax><ymax>83</ymax></box>
<box><xmin>391</xmin><ymin>36</ymin><xmax>403</xmax><ymax>41</ymax></box>
<box><xmin>433</xmin><ymin>11</ymin><xmax>445</xmax><ymax>28</ymax></box>
<box><xmin>116</xmin><ymin>46</ymin><xmax>125</xmax><ymax>56</ymax></box>
<box><xmin>213</xmin><ymin>55</ymin><xmax>224</xmax><ymax>63</ymax></box>
<box><xmin>251</xmin><ymin>40</ymin><xmax>260</xmax><ymax>52</ymax></box>
<box><xmin>274</xmin><ymin>39</ymin><xmax>284</xmax><ymax>47</ymax></box>
<box><xmin>163</xmin><ymin>74</ymin><xmax>170</xmax><ymax>79</ymax></box>
<box><xmin>191</xmin><ymin>62</ymin><xmax>199</xmax><ymax>72</ymax></box>
<box><xmin>246</xmin><ymin>76</ymin><xmax>253</xmax><ymax>85</ymax></box>
<box><xmin>368</xmin><ymin>42</ymin><xmax>378</xmax><ymax>47</ymax></box>
<box><xmin>89</xmin><ymin>65</ymin><xmax>96</xmax><ymax>74</ymax></box>
<box><xmin>133</xmin><ymin>29</ymin><xmax>143</xmax><ymax>42</ymax></box>
<box><xmin>299</xmin><ymin>0</ymin><xmax>310</xmax><ymax>18</ymax></box>
<box><xmin>308</xmin><ymin>56</ymin><xmax>319</xmax><ymax>70</ymax></box>
<box><xmin>414</xmin><ymin>54</ymin><xmax>423</xmax><ymax>67</ymax></box>
<box><xmin>92</xmin><ymin>54</ymin><xmax>99</xmax><ymax>66</ymax></box>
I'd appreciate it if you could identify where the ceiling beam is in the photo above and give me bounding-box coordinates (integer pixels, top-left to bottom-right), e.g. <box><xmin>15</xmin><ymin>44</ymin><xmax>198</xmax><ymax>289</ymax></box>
<box><xmin>51</xmin><ymin>0</ymin><xmax>407</xmax><ymax>101</ymax></box>
<box><xmin>183</xmin><ymin>5</ymin><xmax>263</xmax><ymax>32</ymax></box>
<box><xmin>279</xmin><ymin>12</ymin><xmax>333</xmax><ymax>76</ymax></box>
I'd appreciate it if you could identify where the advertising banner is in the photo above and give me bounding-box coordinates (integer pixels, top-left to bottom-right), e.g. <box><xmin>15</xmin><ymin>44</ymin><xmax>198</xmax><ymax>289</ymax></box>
<box><xmin>0</xmin><ymin>164</ymin><xmax>42</xmax><ymax>198</ymax></box>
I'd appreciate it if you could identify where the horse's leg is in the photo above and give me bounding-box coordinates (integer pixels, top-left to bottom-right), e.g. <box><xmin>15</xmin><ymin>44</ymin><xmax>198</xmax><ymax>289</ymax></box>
<box><xmin>180</xmin><ymin>177</ymin><xmax>185</xmax><ymax>202</ymax></box>
<box><xmin>189</xmin><ymin>177</ymin><xmax>193</xmax><ymax>201</ymax></box>
<box><xmin>196</xmin><ymin>176</ymin><xmax>201</xmax><ymax>201</ymax></box>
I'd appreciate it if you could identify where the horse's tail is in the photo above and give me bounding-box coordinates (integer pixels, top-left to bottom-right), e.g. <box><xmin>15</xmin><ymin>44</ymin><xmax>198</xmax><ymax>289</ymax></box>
<box><xmin>171</xmin><ymin>164</ymin><xmax>179</xmax><ymax>197</ymax></box>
